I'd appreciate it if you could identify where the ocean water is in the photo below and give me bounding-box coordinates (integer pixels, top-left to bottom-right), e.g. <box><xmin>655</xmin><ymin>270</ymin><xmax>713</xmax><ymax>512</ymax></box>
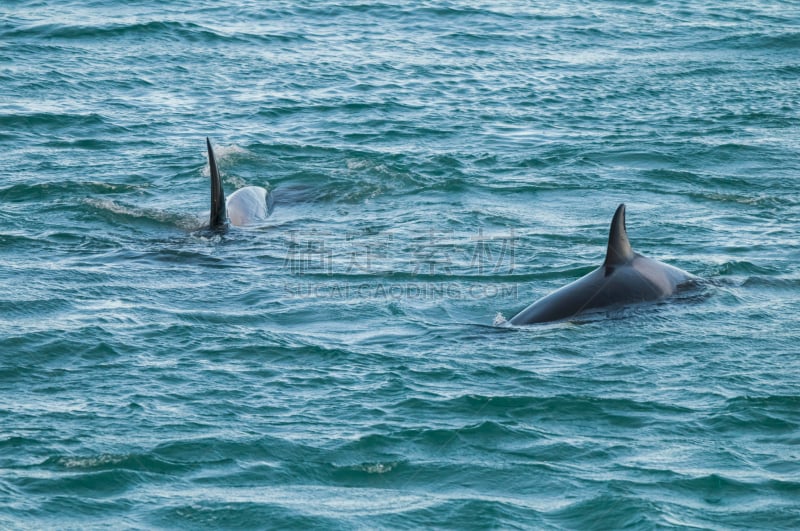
<box><xmin>2</xmin><ymin>0</ymin><xmax>799</xmax><ymax>528</ymax></box>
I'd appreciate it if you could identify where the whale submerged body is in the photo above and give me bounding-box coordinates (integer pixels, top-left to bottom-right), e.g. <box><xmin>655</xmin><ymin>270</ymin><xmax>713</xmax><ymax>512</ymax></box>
<box><xmin>509</xmin><ymin>204</ymin><xmax>697</xmax><ymax>325</ymax></box>
<box><xmin>205</xmin><ymin>137</ymin><xmax>271</xmax><ymax>230</ymax></box>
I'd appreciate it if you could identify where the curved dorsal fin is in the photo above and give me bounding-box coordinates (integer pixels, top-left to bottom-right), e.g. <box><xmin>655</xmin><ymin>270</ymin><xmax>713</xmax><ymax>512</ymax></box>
<box><xmin>604</xmin><ymin>203</ymin><xmax>634</xmax><ymax>267</ymax></box>
<box><xmin>207</xmin><ymin>137</ymin><xmax>227</xmax><ymax>230</ymax></box>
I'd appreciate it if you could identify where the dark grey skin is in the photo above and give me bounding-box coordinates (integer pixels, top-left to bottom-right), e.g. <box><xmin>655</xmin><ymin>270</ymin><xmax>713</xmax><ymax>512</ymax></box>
<box><xmin>207</xmin><ymin>137</ymin><xmax>227</xmax><ymax>232</ymax></box>
<box><xmin>509</xmin><ymin>204</ymin><xmax>696</xmax><ymax>325</ymax></box>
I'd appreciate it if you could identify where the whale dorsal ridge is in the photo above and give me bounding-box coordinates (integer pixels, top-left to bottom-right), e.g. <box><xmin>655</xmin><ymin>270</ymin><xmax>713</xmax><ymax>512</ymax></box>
<box><xmin>604</xmin><ymin>203</ymin><xmax>635</xmax><ymax>267</ymax></box>
<box><xmin>207</xmin><ymin>137</ymin><xmax>227</xmax><ymax>230</ymax></box>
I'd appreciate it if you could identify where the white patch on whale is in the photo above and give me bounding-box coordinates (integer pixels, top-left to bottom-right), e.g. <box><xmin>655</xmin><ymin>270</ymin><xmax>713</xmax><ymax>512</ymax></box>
<box><xmin>226</xmin><ymin>185</ymin><xmax>269</xmax><ymax>226</ymax></box>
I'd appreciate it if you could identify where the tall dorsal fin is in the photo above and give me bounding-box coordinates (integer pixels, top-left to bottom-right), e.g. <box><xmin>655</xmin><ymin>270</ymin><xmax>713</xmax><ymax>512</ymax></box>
<box><xmin>207</xmin><ymin>137</ymin><xmax>227</xmax><ymax>230</ymax></box>
<box><xmin>604</xmin><ymin>203</ymin><xmax>635</xmax><ymax>266</ymax></box>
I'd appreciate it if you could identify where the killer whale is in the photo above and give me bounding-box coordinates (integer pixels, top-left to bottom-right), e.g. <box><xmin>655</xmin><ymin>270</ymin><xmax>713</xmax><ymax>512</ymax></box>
<box><xmin>206</xmin><ymin>137</ymin><xmax>272</xmax><ymax>231</ymax></box>
<box><xmin>508</xmin><ymin>204</ymin><xmax>696</xmax><ymax>325</ymax></box>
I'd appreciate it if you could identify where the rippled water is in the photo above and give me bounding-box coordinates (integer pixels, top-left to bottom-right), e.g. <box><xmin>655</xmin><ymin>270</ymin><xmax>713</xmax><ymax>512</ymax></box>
<box><xmin>2</xmin><ymin>1</ymin><xmax>799</xmax><ymax>528</ymax></box>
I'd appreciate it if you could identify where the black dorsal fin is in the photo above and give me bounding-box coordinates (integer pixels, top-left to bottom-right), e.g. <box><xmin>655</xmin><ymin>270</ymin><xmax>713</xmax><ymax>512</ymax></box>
<box><xmin>207</xmin><ymin>137</ymin><xmax>227</xmax><ymax>230</ymax></box>
<box><xmin>604</xmin><ymin>203</ymin><xmax>635</xmax><ymax>267</ymax></box>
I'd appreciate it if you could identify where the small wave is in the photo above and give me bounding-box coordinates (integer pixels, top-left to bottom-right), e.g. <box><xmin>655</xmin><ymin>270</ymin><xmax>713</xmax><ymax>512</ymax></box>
<box><xmin>547</xmin><ymin>494</ymin><xmax>658</xmax><ymax>529</ymax></box>
<box><xmin>711</xmin><ymin>260</ymin><xmax>780</xmax><ymax>276</ymax></box>
<box><xmin>19</xmin><ymin>468</ymin><xmax>144</xmax><ymax>498</ymax></box>
<box><xmin>724</xmin><ymin>394</ymin><xmax>800</xmax><ymax>413</ymax></box>
<box><xmin>0</xmin><ymin>298</ymin><xmax>74</xmax><ymax>320</ymax></box>
<box><xmin>0</xmin><ymin>436</ymin><xmax>43</xmax><ymax>450</ymax></box>
<box><xmin>0</xmin><ymin>111</ymin><xmax>126</xmax><ymax>136</ymax></box>
<box><xmin>702</xmin><ymin>31</ymin><xmax>800</xmax><ymax>51</ymax></box>
<box><xmin>687</xmin><ymin>191</ymin><xmax>794</xmax><ymax>208</ymax></box>
<box><xmin>741</xmin><ymin>276</ymin><xmax>800</xmax><ymax>289</ymax></box>
<box><xmin>82</xmin><ymin>198</ymin><xmax>199</xmax><ymax>230</ymax></box>
<box><xmin>43</xmin><ymin>452</ymin><xmax>191</xmax><ymax>475</ymax></box>
<box><xmin>0</xmin><ymin>181</ymin><xmax>140</xmax><ymax>202</ymax></box>
<box><xmin>704</xmin><ymin>396</ymin><xmax>800</xmax><ymax>435</ymax></box>
<box><xmin>41</xmin><ymin>138</ymin><xmax>127</xmax><ymax>150</ymax></box>
<box><xmin>666</xmin><ymin>473</ymin><xmax>796</xmax><ymax>505</ymax></box>
<box><xmin>4</xmin><ymin>20</ymin><xmax>218</xmax><ymax>42</ymax></box>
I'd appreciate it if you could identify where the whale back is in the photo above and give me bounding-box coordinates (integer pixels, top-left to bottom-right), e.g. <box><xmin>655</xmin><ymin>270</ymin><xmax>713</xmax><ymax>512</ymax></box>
<box><xmin>508</xmin><ymin>204</ymin><xmax>695</xmax><ymax>325</ymax></box>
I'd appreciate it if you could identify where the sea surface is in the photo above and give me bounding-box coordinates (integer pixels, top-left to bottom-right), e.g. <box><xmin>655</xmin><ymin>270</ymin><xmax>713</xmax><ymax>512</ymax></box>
<box><xmin>2</xmin><ymin>1</ymin><xmax>799</xmax><ymax>529</ymax></box>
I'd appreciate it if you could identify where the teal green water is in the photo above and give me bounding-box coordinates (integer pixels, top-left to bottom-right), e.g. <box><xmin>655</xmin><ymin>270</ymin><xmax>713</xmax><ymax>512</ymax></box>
<box><xmin>2</xmin><ymin>1</ymin><xmax>800</xmax><ymax>528</ymax></box>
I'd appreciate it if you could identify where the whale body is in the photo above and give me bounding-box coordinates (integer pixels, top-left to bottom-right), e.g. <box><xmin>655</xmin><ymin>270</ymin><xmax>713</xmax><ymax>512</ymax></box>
<box><xmin>206</xmin><ymin>137</ymin><xmax>271</xmax><ymax>230</ymax></box>
<box><xmin>508</xmin><ymin>204</ymin><xmax>696</xmax><ymax>325</ymax></box>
